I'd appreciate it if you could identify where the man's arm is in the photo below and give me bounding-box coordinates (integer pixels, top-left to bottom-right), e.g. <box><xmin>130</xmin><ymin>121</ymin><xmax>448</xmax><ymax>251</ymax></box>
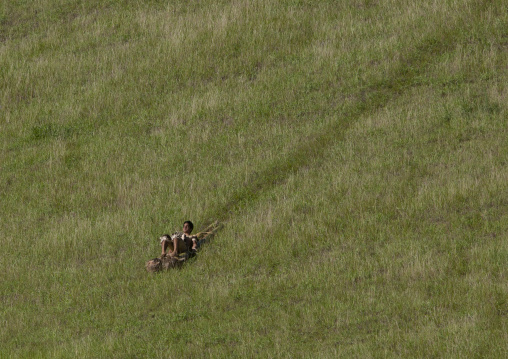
<box><xmin>190</xmin><ymin>235</ymin><xmax>198</xmax><ymax>251</ymax></box>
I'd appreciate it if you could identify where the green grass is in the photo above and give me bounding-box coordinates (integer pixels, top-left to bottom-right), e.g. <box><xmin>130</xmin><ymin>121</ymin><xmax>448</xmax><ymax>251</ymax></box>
<box><xmin>1</xmin><ymin>0</ymin><xmax>507</xmax><ymax>357</ymax></box>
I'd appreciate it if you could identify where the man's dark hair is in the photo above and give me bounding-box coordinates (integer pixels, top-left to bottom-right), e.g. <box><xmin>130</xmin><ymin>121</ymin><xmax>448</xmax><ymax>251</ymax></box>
<box><xmin>183</xmin><ymin>220</ymin><xmax>194</xmax><ymax>231</ymax></box>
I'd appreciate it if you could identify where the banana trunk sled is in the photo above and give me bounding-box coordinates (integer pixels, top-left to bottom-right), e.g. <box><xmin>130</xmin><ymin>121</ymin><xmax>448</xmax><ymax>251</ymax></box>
<box><xmin>145</xmin><ymin>221</ymin><xmax>221</xmax><ymax>272</ymax></box>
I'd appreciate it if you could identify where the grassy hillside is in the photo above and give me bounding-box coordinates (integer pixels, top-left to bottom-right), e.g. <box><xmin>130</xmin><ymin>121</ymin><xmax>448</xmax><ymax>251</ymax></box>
<box><xmin>1</xmin><ymin>0</ymin><xmax>507</xmax><ymax>357</ymax></box>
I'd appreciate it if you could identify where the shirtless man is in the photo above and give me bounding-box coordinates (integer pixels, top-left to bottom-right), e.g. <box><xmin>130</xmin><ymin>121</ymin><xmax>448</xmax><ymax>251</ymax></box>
<box><xmin>160</xmin><ymin>220</ymin><xmax>198</xmax><ymax>257</ymax></box>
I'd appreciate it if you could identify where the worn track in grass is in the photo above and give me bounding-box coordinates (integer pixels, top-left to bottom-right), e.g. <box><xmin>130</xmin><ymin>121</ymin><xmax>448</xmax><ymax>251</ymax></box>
<box><xmin>202</xmin><ymin>16</ymin><xmax>474</xmax><ymax>225</ymax></box>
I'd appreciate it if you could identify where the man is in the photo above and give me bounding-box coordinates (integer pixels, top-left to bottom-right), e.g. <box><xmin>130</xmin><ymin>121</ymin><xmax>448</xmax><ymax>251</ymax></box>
<box><xmin>160</xmin><ymin>220</ymin><xmax>198</xmax><ymax>257</ymax></box>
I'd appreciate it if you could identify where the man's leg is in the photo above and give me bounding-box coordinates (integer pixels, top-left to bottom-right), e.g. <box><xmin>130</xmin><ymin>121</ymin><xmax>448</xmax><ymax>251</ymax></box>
<box><xmin>169</xmin><ymin>237</ymin><xmax>179</xmax><ymax>257</ymax></box>
<box><xmin>161</xmin><ymin>239</ymin><xmax>174</xmax><ymax>256</ymax></box>
<box><xmin>170</xmin><ymin>237</ymin><xmax>189</xmax><ymax>257</ymax></box>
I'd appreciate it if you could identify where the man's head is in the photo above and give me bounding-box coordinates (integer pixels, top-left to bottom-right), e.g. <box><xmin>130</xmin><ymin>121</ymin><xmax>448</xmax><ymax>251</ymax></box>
<box><xmin>183</xmin><ymin>221</ymin><xmax>194</xmax><ymax>235</ymax></box>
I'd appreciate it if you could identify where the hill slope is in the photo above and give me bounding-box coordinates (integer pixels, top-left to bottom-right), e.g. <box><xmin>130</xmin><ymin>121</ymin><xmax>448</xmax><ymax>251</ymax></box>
<box><xmin>1</xmin><ymin>0</ymin><xmax>507</xmax><ymax>357</ymax></box>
